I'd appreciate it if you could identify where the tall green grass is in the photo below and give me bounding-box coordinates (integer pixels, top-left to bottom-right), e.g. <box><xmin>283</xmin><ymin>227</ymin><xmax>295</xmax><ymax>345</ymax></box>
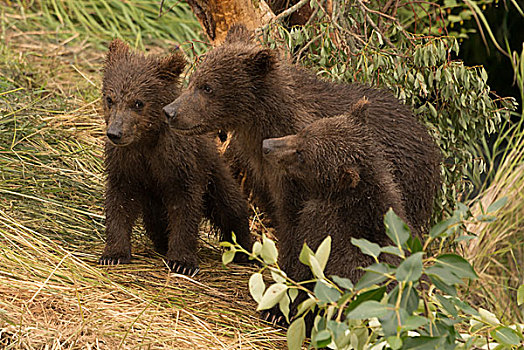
<box><xmin>5</xmin><ymin>0</ymin><xmax>208</xmax><ymax>55</ymax></box>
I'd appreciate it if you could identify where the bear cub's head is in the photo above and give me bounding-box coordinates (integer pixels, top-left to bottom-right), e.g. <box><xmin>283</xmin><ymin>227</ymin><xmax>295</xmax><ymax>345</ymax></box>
<box><xmin>102</xmin><ymin>39</ymin><xmax>186</xmax><ymax>146</ymax></box>
<box><xmin>262</xmin><ymin>98</ymin><xmax>377</xmax><ymax>195</ymax></box>
<box><xmin>163</xmin><ymin>24</ymin><xmax>277</xmax><ymax>135</ymax></box>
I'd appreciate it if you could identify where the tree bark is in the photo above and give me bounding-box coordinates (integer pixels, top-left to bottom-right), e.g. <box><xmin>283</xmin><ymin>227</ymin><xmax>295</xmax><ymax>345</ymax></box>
<box><xmin>186</xmin><ymin>0</ymin><xmax>275</xmax><ymax>44</ymax></box>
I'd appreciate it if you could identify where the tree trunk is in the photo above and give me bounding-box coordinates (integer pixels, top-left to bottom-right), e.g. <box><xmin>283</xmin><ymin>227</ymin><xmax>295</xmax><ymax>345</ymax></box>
<box><xmin>186</xmin><ymin>0</ymin><xmax>275</xmax><ymax>44</ymax></box>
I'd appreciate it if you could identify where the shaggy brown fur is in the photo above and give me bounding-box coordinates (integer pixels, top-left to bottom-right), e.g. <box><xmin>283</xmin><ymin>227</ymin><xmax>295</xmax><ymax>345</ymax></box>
<box><xmin>163</xmin><ymin>24</ymin><xmax>441</xmax><ymax>236</ymax></box>
<box><xmin>261</xmin><ymin>100</ymin><xmax>404</xmax><ymax>325</ymax></box>
<box><xmin>100</xmin><ymin>39</ymin><xmax>252</xmax><ymax>275</ymax></box>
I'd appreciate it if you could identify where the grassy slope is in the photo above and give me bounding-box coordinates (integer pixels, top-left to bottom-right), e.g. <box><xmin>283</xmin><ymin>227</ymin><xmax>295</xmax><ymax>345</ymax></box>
<box><xmin>0</xmin><ymin>1</ymin><xmax>286</xmax><ymax>349</ymax></box>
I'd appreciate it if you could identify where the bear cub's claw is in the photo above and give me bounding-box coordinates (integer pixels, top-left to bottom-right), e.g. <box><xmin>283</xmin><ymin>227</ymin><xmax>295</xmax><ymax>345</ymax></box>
<box><xmin>168</xmin><ymin>260</ymin><xmax>200</xmax><ymax>277</ymax></box>
<box><xmin>261</xmin><ymin>306</ymin><xmax>288</xmax><ymax>328</ymax></box>
<box><xmin>98</xmin><ymin>256</ymin><xmax>130</xmax><ymax>266</ymax></box>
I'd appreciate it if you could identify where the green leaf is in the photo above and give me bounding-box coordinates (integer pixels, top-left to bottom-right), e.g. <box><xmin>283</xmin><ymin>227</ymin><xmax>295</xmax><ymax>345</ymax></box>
<box><xmin>249</xmin><ymin>273</ymin><xmax>265</xmax><ymax>303</ymax></box>
<box><xmin>351</xmin><ymin>238</ymin><xmax>381</xmax><ymax>259</ymax></box>
<box><xmin>478</xmin><ymin>307</ymin><xmax>499</xmax><ymax>325</ymax></box>
<box><xmin>287</xmin><ymin>318</ymin><xmax>306</xmax><ymax>350</ymax></box>
<box><xmin>296</xmin><ymin>298</ymin><xmax>316</xmax><ymax>317</ymax></box>
<box><xmin>486</xmin><ymin>197</ymin><xmax>508</xmax><ymax>213</ymax></box>
<box><xmin>313</xmin><ymin>329</ymin><xmax>331</xmax><ymax>348</ymax></box>
<box><xmin>429</xmin><ymin>217</ymin><xmax>458</xmax><ymax>238</ymax></box>
<box><xmin>270</xmin><ymin>268</ymin><xmax>287</xmax><ymax>283</ymax></box>
<box><xmin>222</xmin><ymin>249</ymin><xmax>236</xmax><ymax>266</ymax></box>
<box><xmin>425</xmin><ymin>266</ymin><xmax>463</xmax><ymax>285</ymax></box>
<box><xmin>260</xmin><ymin>235</ymin><xmax>278</xmax><ymax>265</ymax></box>
<box><xmin>331</xmin><ymin>275</ymin><xmax>354</xmax><ymax>290</ymax></box>
<box><xmin>299</xmin><ymin>242</ymin><xmax>315</xmax><ymax>266</ymax></box>
<box><xmin>279</xmin><ymin>293</ymin><xmax>290</xmax><ymax>323</ymax></box>
<box><xmin>396</xmin><ymin>252</ymin><xmax>424</xmax><ymax>282</ymax></box>
<box><xmin>490</xmin><ymin>326</ymin><xmax>522</xmax><ymax>345</ymax></box>
<box><xmin>289</xmin><ymin>288</ymin><xmax>298</xmax><ymax>303</ymax></box>
<box><xmin>402</xmin><ymin>336</ymin><xmax>444</xmax><ymax>349</ymax></box>
<box><xmin>328</xmin><ymin>320</ymin><xmax>351</xmax><ymax>348</ymax></box>
<box><xmin>314</xmin><ymin>280</ymin><xmax>341</xmax><ymax>304</ymax></box>
<box><xmin>384</xmin><ymin>209</ymin><xmax>410</xmax><ymax>247</ymax></box>
<box><xmin>436</xmin><ymin>294</ymin><xmax>458</xmax><ymax>317</ymax></box>
<box><xmin>451</xmin><ymin>298</ymin><xmax>479</xmax><ymax>316</ymax></box>
<box><xmin>518</xmin><ymin>284</ymin><xmax>524</xmax><ymax>305</ymax></box>
<box><xmin>434</xmin><ymin>254</ymin><xmax>478</xmax><ymax>280</ymax></box>
<box><xmin>406</xmin><ymin>235</ymin><xmax>423</xmax><ymax>253</ymax></box>
<box><xmin>355</xmin><ymin>263</ymin><xmax>392</xmax><ymax>290</ymax></box>
<box><xmin>345</xmin><ymin>286</ymin><xmax>387</xmax><ymax>313</ymax></box>
<box><xmin>428</xmin><ymin>274</ymin><xmax>457</xmax><ymax>296</ymax></box>
<box><xmin>387</xmin><ymin>336</ymin><xmax>402</xmax><ymax>350</ymax></box>
<box><xmin>309</xmin><ymin>255</ymin><xmax>325</xmax><ymax>279</ymax></box>
<box><xmin>401</xmin><ymin>315</ymin><xmax>429</xmax><ymax>331</ymax></box>
<box><xmin>428</xmin><ymin>102</ymin><xmax>438</xmax><ymax>118</ymax></box>
<box><xmin>381</xmin><ymin>245</ymin><xmax>403</xmax><ymax>256</ymax></box>
<box><xmin>346</xmin><ymin>300</ymin><xmax>390</xmax><ymax>319</ymax></box>
<box><xmin>388</xmin><ymin>284</ymin><xmax>419</xmax><ymax>314</ymax></box>
<box><xmin>315</xmin><ymin>236</ymin><xmax>332</xmax><ymax>271</ymax></box>
<box><xmin>252</xmin><ymin>241</ymin><xmax>262</xmax><ymax>255</ymax></box>
<box><xmin>257</xmin><ymin>283</ymin><xmax>287</xmax><ymax>311</ymax></box>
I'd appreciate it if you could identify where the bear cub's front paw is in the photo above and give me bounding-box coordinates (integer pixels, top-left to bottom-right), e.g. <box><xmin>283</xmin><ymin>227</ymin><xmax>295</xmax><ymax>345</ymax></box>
<box><xmin>261</xmin><ymin>306</ymin><xmax>288</xmax><ymax>328</ymax></box>
<box><xmin>99</xmin><ymin>253</ymin><xmax>131</xmax><ymax>265</ymax></box>
<box><xmin>167</xmin><ymin>260</ymin><xmax>200</xmax><ymax>277</ymax></box>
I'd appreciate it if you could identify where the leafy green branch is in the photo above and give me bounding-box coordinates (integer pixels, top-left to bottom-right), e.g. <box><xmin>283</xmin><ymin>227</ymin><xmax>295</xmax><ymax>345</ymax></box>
<box><xmin>223</xmin><ymin>198</ymin><xmax>524</xmax><ymax>349</ymax></box>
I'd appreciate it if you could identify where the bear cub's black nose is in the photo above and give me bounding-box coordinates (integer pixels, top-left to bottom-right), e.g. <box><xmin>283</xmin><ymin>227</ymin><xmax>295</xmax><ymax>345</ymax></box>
<box><xmin>107</xmin><ymin>130</ymin><xmax>122</xmax><ymax>143</ymax></box>
<box><xmin>163</xmin><ymin>106</ymin><xmax>177</xmax><ymax>121</ymax></box>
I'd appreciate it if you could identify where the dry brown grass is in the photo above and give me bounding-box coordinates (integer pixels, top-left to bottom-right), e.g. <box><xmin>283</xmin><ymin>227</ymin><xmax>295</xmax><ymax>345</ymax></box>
<box><xmin>0</xmin><ymin>4</ymin><xmax>288</xmax><ymax>349</ymax></box>
<box><xmin>463</xmin><ymin>127</ymin><xmax>524</xmax><ymax>324</ymax></box>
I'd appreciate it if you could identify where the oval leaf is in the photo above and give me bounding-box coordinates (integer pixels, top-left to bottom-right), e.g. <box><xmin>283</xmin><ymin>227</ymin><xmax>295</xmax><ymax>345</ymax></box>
<box><xmin>314</xmin><ymin>280</ymin><xmax>341</xmax><ymax>304</ymax></box>
<box><xmin>435</xmin><ymin>254</ymin><xmax>478</xmax><ymax>280</ymax></box>
<box><xmin>315</xmin><ymin>236</ymin><xmax>332</xmax><ymax>271</ymax></box>
<box><xmin>287</xmin><ymin>318</ymin><xmax>306</xmax><ymax>350</ymax></box>
<box><xmin>346</xmin><ymin>300</ymin><xmax>391</xmax><ymax>319</ymax></box>
<box><xmin>270</xmin><ymin>268</ymin><xmax>287</xmax><ymax>283</ymax></box>
<box><xmin>249</xmin><ymin>273</ymin><xmax>265</xmax><ymax>303</ymax></box>
<box><xmin>260</xmin><ymin>235</ymin><xmax>278</xmax><ymax>265</ymax></box>
<box><xmin>351</xmin><ymin>238</ymin><xmax>381</xmax><ymax>259</ymax></box>
<box><xmin>384</xmin><ymin>209</ymin><xmax>410</xmax><ymax>247</ymax></box>
<box><xmin>222</xmin><ymin>249</ymin><xmax>236</xmax><ymax>266</ymax></box>
<box><xmin>396</xmin><ymin>252</ymin><xmax>424</xmax><ymax>282</ymax></box>
<box><xmin>257</xmin><ymin>283</ymin><xmax>288</xmax><ymax>311</ymax></box>
<box><xmin>299</xmin><ymin>242</ymin><xmax>314</xmax><ymax>267</ymax></box>
<box><xmin>486</xmin><ymin>197</ymin><xmax>508</xmax><ymax>213</ymax></box>
<box><xmin>309</xmin><ymin>255</ymin><xmax>325</xmax><ymax>279</ymax></box>
<box><xmin>331</xmin><ymin>275</ymin><xmax>354</xmax><ymax>290</ymax></box>
<box><xmin>490</xmin><ymin>326</ymin><xmax>523</xmax><ymax>345</ymax></box>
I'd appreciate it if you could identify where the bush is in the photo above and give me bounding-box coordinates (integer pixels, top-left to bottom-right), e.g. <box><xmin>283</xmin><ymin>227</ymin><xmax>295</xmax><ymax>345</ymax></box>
<box><xmin>223</xmin><ymin>199</ymin><xmax>524</xmax><ymax>349</ymax></box>
<box><xmin>260</xmin><ymin>1</ymin><xmax>516</xmax><ymax>220</ymax></box>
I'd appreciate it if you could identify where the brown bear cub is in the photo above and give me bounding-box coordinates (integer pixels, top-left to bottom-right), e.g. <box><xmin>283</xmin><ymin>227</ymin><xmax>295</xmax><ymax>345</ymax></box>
<box><xmin>262</xmin><ymin>99</ymin><xmax>404</xmax><ymax>324</ymax></box>
<box><xmin>163</xmin><ymin>24</ymin><xmax>441</xmax><ymax>237</ymax></box>
<box><xmin>100</xmin><ymin>39</ymin><xmax>252</xmax><ymax>275</ymax></box>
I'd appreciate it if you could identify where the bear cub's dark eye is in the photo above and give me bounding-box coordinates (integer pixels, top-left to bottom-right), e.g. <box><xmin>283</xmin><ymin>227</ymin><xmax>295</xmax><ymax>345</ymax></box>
<box><xmin>105</xmin><ymin>96</ymin><xmax>113</xmax><ymax>108</ymax></box>
<box><xmin>201</xmin><ymin>84</ymin><xmax>213</xmax><ymax>94</ymax></box>
<box><xmin>134</xmin><ymin>100</ymin><xmax>144</xmax><ymax>110</ymax></box>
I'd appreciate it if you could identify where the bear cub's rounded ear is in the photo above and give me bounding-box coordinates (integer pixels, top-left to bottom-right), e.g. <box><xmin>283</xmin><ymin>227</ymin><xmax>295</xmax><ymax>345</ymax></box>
<box><xmin>157</xmin><ymin>49</ymin><xmax>187</xmax><ymax>81</ymax></box>
<box><xmin>247</xmin><ymin>48</ymin><xmax>275</xmax><ymax>76</ymax></box>
<box><xmin>340</xmin><ymin>166</ymin><xmax>360</xmax><ymax>189</ymax></box>
<box><xmin>107</xmin><ymin>39</ymin><xmax>130</xmax><ymax>59</ymax></box>
<box><xmin>224</xmin><ymin>23</ymin><xmax>253</xmax><ymax>43</ymax></box>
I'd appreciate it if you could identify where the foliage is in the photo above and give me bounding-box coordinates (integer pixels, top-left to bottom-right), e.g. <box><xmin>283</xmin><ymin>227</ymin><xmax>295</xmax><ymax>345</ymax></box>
<box><xmin>397</xmin><ymin>0</ymin><xmax>524</xmax><ymax>40</ymax></box>
<box><xmin>260</xmin><ymin>1</ymin><xmax>516</xmax><ymax>220</ymax></box>
<box><xmin>223</xmin><ymin>201</ymin><xmax>524</xmax><ymax>349</ymax></box>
